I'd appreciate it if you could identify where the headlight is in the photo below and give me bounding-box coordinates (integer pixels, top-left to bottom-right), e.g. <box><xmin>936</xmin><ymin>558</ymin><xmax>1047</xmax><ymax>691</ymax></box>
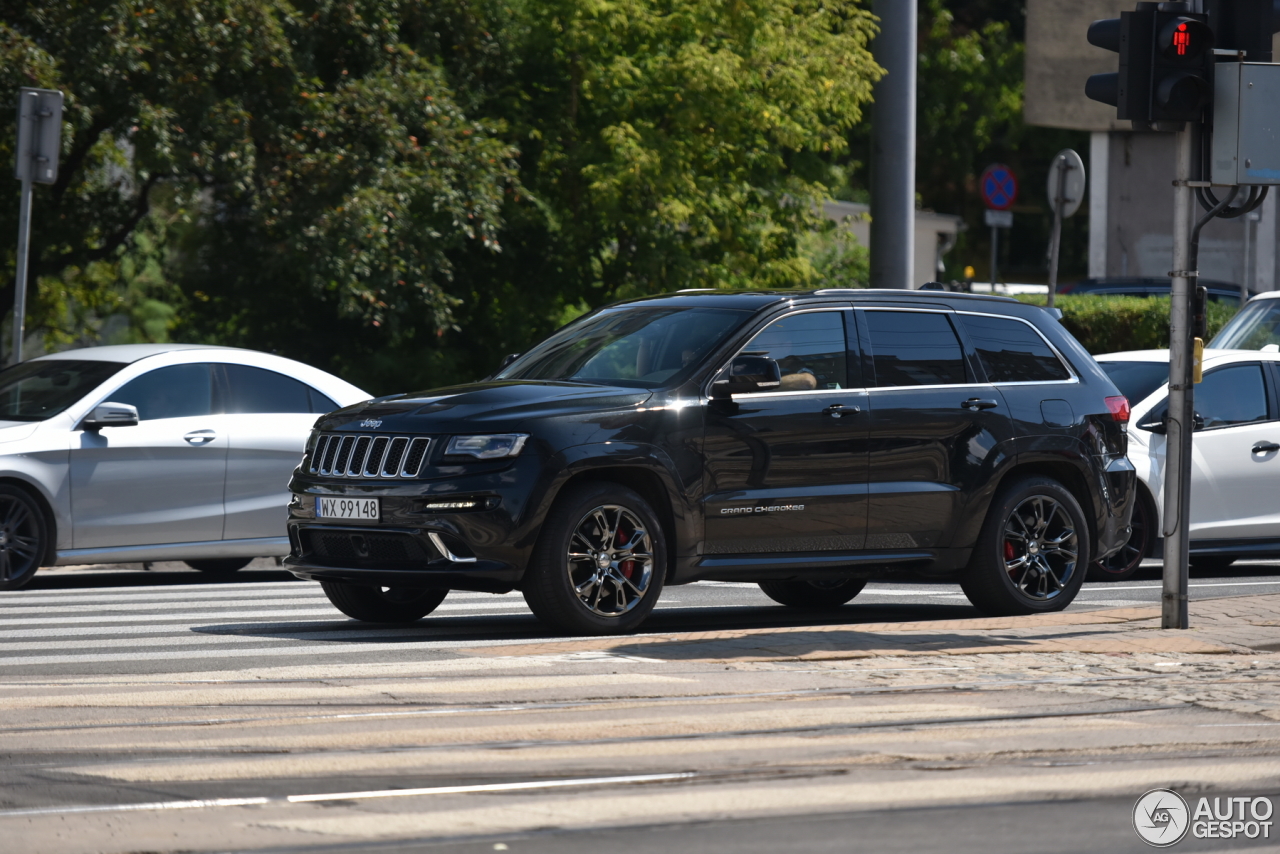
<box><xmin>444</xmin><ymin>433</ymin><xmax>529</xmax><ymax>459</ymax></box>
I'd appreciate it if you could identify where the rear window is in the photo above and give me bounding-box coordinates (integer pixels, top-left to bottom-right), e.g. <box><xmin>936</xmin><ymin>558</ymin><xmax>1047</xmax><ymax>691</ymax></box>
<box><xmin>864</xmin><ymin>310</ymin><xmax>968</xmax><ymax>387</ymax></box>
<box><xmin>1097</xmin><ymin>361</ymin><xmax>1169</xmax><ymax>405</ymax></box>
<box><xmin>960</xmin><ymin>315</ymin><xmax>1070</xmax><ymax>383</ymax></box>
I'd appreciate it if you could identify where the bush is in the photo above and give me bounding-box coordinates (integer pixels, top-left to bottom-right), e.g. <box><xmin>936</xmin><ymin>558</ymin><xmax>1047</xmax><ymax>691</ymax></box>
<box><xmin>1013</xmin><ymin>294</ymin><xmax>1235</xmax><ymax>355</ymax></box>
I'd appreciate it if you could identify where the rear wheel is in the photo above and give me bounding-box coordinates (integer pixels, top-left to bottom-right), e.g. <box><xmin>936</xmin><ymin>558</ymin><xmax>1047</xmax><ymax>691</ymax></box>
<box><xmin>320</xmin><ymin>581</ymin><xmax>448</xmax><ymax>623</ymax></box>
<box><xmin>0</xmin><ymin>486</ymin><xmax>47</xmax><ymax>591</ymax></box>
<box><xmin>523</xmin><ymin>482</ymin><xmax>666</xmax><ymax>635</ymax></box>
<box><xmin>759</xmin><ymin>578</ymin><xmax>866</xmax><ymax>611</ymax></box>
<box><xmin>1088</xmin><ymin>492</ymin><xmax>1152</xmax><ymax>582</ymax></box>
<box><xmin>960</xmin><ymin>475</ymin><xmax>1089</xmax><ymax>616</ymax></box>
<box><xmin>185</xmin><ymin>557</ymin><xmax>253</xmax><ymax>575</ymax></box>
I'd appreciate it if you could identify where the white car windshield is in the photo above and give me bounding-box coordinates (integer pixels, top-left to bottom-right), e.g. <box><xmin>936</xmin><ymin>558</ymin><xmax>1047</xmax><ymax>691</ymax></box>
<box><xmin>497</xmin><ymin>306</ymin><xmax>751</xmax><ymax>388</ymax></box>
<box><xmin>1211</xmin><ymin>298</ymin><xmax>1280</xmax><ymax>350</ymax></box>
<box><xmin>0</xmin><ymin>360</ymin><xmax>128</xmax><ymax>422</ymax></box>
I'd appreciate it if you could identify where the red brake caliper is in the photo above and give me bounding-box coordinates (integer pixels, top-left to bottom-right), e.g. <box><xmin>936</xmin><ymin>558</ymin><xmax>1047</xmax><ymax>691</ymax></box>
<box><xmin>1004</xmin><ymin>540</ymin><xmax>1017</xmax><ymax>576</ymax></box>
<box><xmin>616</xmin><ymin>528</ymin><xmax>634</xmax><ymax>579</ymax></box>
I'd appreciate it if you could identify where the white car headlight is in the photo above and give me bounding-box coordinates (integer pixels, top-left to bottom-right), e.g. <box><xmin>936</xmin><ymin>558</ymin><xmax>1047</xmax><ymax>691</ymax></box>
<box><xmin>444</xmin><ymin>434</ymin><xmax>529</xmax><ymax>459</ymax></box>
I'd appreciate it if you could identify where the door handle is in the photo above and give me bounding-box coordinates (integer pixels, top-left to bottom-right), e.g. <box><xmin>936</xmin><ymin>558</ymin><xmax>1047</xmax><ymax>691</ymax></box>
<box><xmin>1253</xmin><ymin>441</ymin><xmax>1280</xmax><ymax>454</ymax></box>
<box><xmin>962</xmin><ymin>398</ymin><xmax>999</xmax><ymax>411</ymax></box>
<box><xmin>184</xmin><ymin>430</ymin><xmax>217</xmax><ymax>446</ymax></box>
<box><xmin>823</xmin><ymin>403</ymin><xmax>860</xmax><ymax>419</ymax></box>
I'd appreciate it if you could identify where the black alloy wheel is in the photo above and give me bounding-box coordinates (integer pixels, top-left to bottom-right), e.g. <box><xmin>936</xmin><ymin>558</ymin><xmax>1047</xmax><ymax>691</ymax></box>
<box><xmin>185</xmin><ymin>558</ymin><xmax>253</xmax><ymax>575</ymax></box>
<box><xmin>960</xmin><ymin>475</ymin><xmax>1090</xmax><ymax>616</ymax></box>
<box><xmin>523</xmin><ymin>482</ymin><xmax>666</xmax><ymax>635</ymax></box>
<box><xmin>759</xmin><ymin>577</ymin><xmax>867</xmax><ymax>611</ymax></box>
<box><xmin>1088</xmin><ymin>493</ymin><xmax>1152</xmax><ymax>582</ymax></box>
<box><xmin>0</xmin><ymin>486</ymin><xmax>47</xmax><ymax>591</ymax></box>
<box><xmin>320</xmin><ymin>581</ymin><xmax>449</xmax><ymax>623</ymax></box>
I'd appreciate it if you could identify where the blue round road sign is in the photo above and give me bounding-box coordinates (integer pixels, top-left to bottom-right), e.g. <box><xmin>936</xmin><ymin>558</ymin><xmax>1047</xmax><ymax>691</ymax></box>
<box><xmin>980</xmin><ymin>164</ymin><xmax>1018</xmax><ymax>211</ymax></box>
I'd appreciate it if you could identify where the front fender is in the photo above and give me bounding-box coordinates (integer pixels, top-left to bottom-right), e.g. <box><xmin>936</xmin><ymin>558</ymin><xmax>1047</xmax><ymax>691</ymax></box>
<box><xmin>526</xmin><ymin>442</ymin><xmax>698</xmax><ymax>558</ymax></box>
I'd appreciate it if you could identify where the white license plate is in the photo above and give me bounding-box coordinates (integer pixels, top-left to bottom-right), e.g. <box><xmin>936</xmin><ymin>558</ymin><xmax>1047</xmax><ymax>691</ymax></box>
<box><xmin>316</xmin><ymin>497</ymin><xmax>380</xmax><ymax>520</ymax></box>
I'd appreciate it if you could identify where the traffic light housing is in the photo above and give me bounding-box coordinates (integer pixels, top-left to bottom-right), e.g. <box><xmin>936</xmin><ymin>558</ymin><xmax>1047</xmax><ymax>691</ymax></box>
<box><xmin>1085</xmin><ymin>4</ymin><xmax>1213</xmax><ymax>129</ymax></box>
<box><xmin>1149</xmin><ymin>12</ymin><xmax>1213</xmax><ymax>123</ymax></box>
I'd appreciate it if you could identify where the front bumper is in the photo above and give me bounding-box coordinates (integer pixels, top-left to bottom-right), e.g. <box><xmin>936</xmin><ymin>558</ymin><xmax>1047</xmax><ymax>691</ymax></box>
<box><xmin>285</xmin><ymin>462</ymin><xmax>544</xmax><ymax>593</ymax></box>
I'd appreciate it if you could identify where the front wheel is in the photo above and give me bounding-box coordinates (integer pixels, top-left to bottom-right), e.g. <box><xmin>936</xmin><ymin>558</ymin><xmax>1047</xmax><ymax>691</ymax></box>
<box><xmin>960</xmin><ymin>476</ymin><xmax>1090</xmax><ymax>616</ymax></box>
<box><xmin>320</xmin><ymin>581</ymin><xmax>448</xmax><ymax>623</ymax></box>
<box><xmin>0</xmin><ymin>486</ymin><xmax>47</xmax><ymax>591</ymax></box>
<box><xmin>522</xmin><ymin>482</ymin><xmax>666</xmax><ymax>635</ymax></box>
<box><xmin>759</xmin><ymin>578</ymin><xmax>866</xmax><ymax>611</ymax></box>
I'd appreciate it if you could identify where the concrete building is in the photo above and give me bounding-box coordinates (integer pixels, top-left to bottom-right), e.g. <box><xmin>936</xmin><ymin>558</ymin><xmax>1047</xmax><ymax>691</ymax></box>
<box><xmin>1026</xmin><ymin>0</ymin><xmax>1277</xmax><ymax>291</ymax></box>
<box><xmin>822</xmin><ymin>200</ymin><xmax>964</xmax><ymax>285</ymax></box>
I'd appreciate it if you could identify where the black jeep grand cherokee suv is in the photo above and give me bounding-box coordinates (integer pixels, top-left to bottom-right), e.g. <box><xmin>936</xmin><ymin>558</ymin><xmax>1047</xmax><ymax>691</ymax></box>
<box><xmin>285</xmin><ymin>289</ymin><xmax>1136</xmax><ymax>634</ymax></box>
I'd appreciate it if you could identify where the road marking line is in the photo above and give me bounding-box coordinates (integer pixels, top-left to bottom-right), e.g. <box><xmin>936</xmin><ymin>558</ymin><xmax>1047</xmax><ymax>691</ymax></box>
<box><xmin>0</xmin><ymin>588</ymin><xmax>505</xmax><ymax>605</ymax></box>
<box><xmin>0</xmin><ymin>772</ymin><xmax>697</xmax><ymax>818</ymax></box>
<box><xmin>0</xmin><ymin>602</ymin><xmax>532</xmax><ymax>628</ymax></box>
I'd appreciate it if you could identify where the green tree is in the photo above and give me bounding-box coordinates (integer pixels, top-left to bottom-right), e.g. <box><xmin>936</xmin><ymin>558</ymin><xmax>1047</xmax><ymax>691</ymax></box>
<box><xmin>437</xmin><ymin>0</ymin><xmax>881</xmax><ymax>386</ymax></box>
<box><xmin>2</xmin><ymin>1</ymin><xmax>518</xmax><ymax>383</ymax></box>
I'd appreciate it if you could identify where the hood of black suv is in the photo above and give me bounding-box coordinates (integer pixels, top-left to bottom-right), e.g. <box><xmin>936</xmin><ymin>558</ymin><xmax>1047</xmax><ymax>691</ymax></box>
<box><xmin>318</xmin><ymin>380</ymin><xmax>653</xmax><ymax>434</ymax></box>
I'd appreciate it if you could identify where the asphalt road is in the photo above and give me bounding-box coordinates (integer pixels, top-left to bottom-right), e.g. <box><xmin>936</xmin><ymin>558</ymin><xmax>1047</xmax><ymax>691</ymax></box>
<box><xmin>5</xmin><ymin>560</ymin><xmax>1280</xmax><ymax>853</ymax></box>
<box><xmin>2</xmin><ymin>558</ymin><xmax>1278</xmax><ymax>678</ymax></box>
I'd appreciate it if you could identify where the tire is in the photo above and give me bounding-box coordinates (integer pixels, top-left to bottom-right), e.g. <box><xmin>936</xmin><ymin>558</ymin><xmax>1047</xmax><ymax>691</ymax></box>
<box><xmin>1088</xmin><ymin>491</ymin><xmax>1152</xmax><ymax>582</ymax></box>
<box><xmin>960</xmin><ymin>475</ymin><xmax>1090</xmax><ymax>616</ymax></box>
<box><xmin>1190</xmin><ymin>555</ymin><xmax>1237</xmax><ymax>572</ymax></box>
<box><xmin>185</xmin><ymin>558</ymin><xmax>253</xmax><ymax>575</ymax></box>
<box><xmin>759</xmin><ymin>578</ymin><xmax>866</xmax><ymax>611</ymax></box>
<box><xmin>522</xmin><ymin>482</ymin><xmax>666</xmax><ymax>635</ymax></box>
<box><xmin>320</xmin><ymin>581</ymin><xmax>449</xmax><ymax>623</ymax></box>
<box><xmin>0</xmin><ymin>485</ymin><xmax>47</xmax><ymax>591</ymax></box>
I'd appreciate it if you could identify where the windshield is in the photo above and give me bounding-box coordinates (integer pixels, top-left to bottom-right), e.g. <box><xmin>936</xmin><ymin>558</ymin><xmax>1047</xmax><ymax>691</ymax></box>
<box><xmin>1097</xmin><ymin>360</ymin><xmax>1169</xmax><ymax>406</ymax></box>
<box><xmin>0</xmin><ymin>359</ymin><xmax>128</xmax><ymax>422</ymax></box>
<box><xmin>1211</xmin><ymin>298</ymin><xmax>1280</xmax><ymax>350</ymax></box>
<box><xmin>497</xmin><ymin>306</ymin><xmax>752</xmax><ymax>387</ymax></box>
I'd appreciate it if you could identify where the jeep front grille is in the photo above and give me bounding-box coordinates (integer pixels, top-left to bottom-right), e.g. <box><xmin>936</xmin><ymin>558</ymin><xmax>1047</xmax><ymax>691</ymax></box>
<box><xmin>308</xmin><ymin>434</ymin><xmax>430</xmax><ymax>478</ymax></box>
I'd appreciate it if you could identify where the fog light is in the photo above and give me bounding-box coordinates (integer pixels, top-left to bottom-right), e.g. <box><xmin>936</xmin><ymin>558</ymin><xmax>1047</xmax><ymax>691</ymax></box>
<box><xmin>423</xmin><ymin>499</ymin><xmax>482</xmax><ymax>511</ymax></box>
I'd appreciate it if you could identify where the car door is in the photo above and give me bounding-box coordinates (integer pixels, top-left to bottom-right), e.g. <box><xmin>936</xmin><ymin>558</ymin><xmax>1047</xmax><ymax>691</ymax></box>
<box><xmin>1186</xmin><ymin>362</ymin><xmax>1280</xmax><ymax>541</ymax></box>
<box><xmin>860</xmin><ymin>307</ymin><xmax>1016</xmax><ymax>550</ymax></box>
<box><xmin>702</xmin><ymin>307</ymin><xmax>870</xmax><ymax>555</ymax></box>
<box><xmin>69</xmin><ymin>363</ymin><xmax>227</xmax><ymax>548</ymax></box>
<box><xmin>220</xmin><ymin>363</ymin><xmax>339</xmax><ymax>540</ymax></box>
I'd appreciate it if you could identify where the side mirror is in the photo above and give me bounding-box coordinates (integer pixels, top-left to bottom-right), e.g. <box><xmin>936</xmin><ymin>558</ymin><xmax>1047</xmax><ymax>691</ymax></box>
<box><xmin>710</xmin><ymin>355</ymin><xmax>782</xmax><ymax>399</ymax></box>
<box><xmin>1193</xmin><ymin>411</ymin><xmax>1205</xmax><ymax>431</ymax></box>
<box><xmin>82</xmin><ymin>402</ymin><xmax>139</xmax><ymax>431</ymax></box>
<box><xmin>1137</xmin><ymin>411</ymin><xmax>1167</xmax><ymax>434</ymax></box>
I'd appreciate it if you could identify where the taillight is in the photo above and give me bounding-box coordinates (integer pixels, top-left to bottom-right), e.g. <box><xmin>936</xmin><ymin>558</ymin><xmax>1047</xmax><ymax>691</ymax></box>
<box><xmin>1105</xmin><ymin>395</ymin><xmax>1130</xmax><ymax>423</ymax></box>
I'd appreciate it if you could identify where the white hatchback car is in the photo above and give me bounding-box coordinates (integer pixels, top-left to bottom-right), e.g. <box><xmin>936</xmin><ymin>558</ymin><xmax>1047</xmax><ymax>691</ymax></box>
<box><xmin>1093</xmin><ymin>349</ymin><xmax>1280</xmax><ymax>580</ymax></box>
<box><xmin>0</xmin><ymin>344</ymin><xmax>368</xmax><ymax>590</ymax></box>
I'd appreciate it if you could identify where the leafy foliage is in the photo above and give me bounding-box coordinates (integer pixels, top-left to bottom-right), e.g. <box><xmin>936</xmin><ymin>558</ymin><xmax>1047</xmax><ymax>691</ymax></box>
<box><xmin>3</xmin><ymin>0</ymin><xmax>882</xmax><ymax>392</ymax></box>
<box><xmin>1015</xmin><ymin>294</ymin><xmax>1235</xmax><ymax>355</ymax></box>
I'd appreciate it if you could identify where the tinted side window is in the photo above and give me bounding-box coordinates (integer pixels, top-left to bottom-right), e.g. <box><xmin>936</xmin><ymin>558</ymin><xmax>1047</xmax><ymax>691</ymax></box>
<box><xmin>1197</xmin><ymin>364</ymin><xmax>1269</xmax><ymax>428</ymax></box>
<box><xmin>742</xmin><ymin>312</ymin><xmax>847</xmax><ymax>392</ymax></box>
<box><xmin>865</xmin><ymin>311</ymin><xmax>967</xmax><ymax>387</ymax></box>
<box><xmin>110</xmin><ymin>364</ymin><xmax>213</xmax><ymax>421</ymax></box>
<box><xmin>223</xmin><ymin>364</ymin><xmax>331</xmax><ymax>414</ymax></box>
<box><xmin>961</xmin><ymin>315</ymin><xmax>1070</xmax><ymax>383</ymax></box>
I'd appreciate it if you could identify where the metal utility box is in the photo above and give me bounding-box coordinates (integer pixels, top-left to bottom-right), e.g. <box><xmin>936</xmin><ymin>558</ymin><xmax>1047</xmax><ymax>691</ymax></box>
<box><xmin>1212</xmin><ymin>62</ymin><xmax>1280</xmax><ymax>185</ymax></box>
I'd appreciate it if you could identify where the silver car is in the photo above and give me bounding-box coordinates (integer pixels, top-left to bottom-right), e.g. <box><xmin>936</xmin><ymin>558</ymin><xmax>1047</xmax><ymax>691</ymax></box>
<box><xmin>0</xmin><ymin>344</ymin><xmax>369</xmax><ymax>590</ymax></box>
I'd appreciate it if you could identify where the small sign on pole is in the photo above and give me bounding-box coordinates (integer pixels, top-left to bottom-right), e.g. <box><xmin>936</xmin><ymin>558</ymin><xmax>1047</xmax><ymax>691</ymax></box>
<box><xmin>12</xmin><ymin>87</ymin><xmax>63</xmax><ymax>365</ymax></box>
<box><xmin>1045</xmin><ymin>149</ymin><xmax>1086</xmax><ymax>309</ymax></box>
<box><xmin>980</xmin><ymin>164</ymin><xmax>1018</xmax><ymax>289</ymax></box>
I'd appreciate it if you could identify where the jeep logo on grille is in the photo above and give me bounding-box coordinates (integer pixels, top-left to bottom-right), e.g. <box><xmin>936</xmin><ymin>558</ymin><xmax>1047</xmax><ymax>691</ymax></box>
<box><xmin>359</xmin><ymin>419</ymin><xmax>382</xmax><ymax>429</ymax></box>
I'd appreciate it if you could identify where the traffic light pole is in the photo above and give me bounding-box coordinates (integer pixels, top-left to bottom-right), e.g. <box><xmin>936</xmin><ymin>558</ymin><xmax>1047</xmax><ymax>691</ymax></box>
<box><xmin>11</xmin><ymin>174</ymin><xmax>32</xmax><ymax>366</ymax></box>
<box><xmin>1163</xmin><ymin>128</ymin><xmax>1195</xmax><ymax>630</ymax></box>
